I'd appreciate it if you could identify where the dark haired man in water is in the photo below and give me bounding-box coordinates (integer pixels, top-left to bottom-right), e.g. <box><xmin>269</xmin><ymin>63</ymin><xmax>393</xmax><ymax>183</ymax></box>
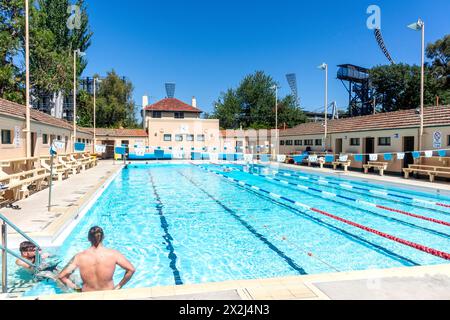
<box><xmin>58</xmin><ymin>226</ymin><xmax>135</xmax><ymax>292</ymax></box>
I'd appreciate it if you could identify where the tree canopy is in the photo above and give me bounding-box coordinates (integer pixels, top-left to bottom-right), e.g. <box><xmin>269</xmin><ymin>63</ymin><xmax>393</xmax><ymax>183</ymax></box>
<box><xmin>0</xmin><ymin>0</ymin><xmax>92</xmax><ymax>102</ymax></box>
<box><xmin>77</xmin><ymin>70</ymin><xmax>138</xmax><ymax>129</ymax></box>
<box><xmin>369</xmin><ymin>34</ymin><xmax>450</xmax><ymax>112</ymax></box>
<box><xmin>210</xmin><ymin>71</ymin><xmax>306</xmax><ymax>129</ymax></box>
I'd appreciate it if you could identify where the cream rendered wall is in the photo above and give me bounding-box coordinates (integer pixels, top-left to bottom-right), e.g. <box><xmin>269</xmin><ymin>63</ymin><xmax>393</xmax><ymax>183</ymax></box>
<box><xmin>0</xmin><ymin>114</ymin><xmax>94</xmax><ymax>160</ymax></box>
<box><xmin>146</xmin><ymin>118</ymin><xmax>220</xmax><ymax>150</ymax></box>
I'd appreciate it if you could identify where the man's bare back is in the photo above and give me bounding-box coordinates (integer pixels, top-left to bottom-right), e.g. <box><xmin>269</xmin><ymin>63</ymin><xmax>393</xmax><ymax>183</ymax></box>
<box><xmin>58</xmin><ymin>226</ymin><xmax>135</xmax><ymax>292</ymax></box>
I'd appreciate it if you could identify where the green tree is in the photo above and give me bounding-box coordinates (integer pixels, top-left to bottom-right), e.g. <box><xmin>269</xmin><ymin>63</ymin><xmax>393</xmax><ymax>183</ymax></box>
<box><xmin>370</xmin><ymin>63</ymin><xmax>439</xmax><ymax>112</ymax></box>
<box><xmin>211</xmin><ymin>71</ymin><xmax>306</xmax><ymax>129</ymax></box>
<box><xmin>427</xmin><ymin>34</ymin><xmax>450</xmax><ymax>104</ymax></box>
<box><xmin>0</xmin><ymin>0</ymin><xmax>24</xmax><ymax>103</ymax></box>
<box><xmin>77</xmin><ymin>70</ymin><xmax>138</xmax><ymax>128</ymax></box>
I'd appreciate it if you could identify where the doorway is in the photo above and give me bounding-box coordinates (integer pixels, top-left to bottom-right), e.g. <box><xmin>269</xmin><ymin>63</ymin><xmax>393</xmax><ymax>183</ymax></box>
<box><xmin>403</xmin><ymin>136</ymin><xmax>415</xmax><ymax>168</ymax></box>
<box><xmin>31</xmin><ymin>132</ymin><xmax>37</xmax><ymax>157</ymax></box>
<box><xmin>364</xmin><ymin>137</ymin><xmax>375</xmax><ymax>170</ymax></box>
<box><xmin>335</xmin><ymin>138</ymin><xmax>343</xmax><ymax>155</ymax></box>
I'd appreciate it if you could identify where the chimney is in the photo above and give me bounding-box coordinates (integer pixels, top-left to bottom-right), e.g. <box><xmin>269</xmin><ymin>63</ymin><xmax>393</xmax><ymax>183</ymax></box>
<box><xmin>142</xmin><ymin>95</ymin><xmax>149</xmax><ymax>108</ymax></box>
<box><xmin>192</xmin><ymin>96</ymin><xmax>197</xmax><ymax>108</ymax></box>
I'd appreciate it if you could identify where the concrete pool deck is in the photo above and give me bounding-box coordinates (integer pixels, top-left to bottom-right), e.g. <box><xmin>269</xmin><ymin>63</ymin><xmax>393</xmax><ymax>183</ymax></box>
<box><xmin>1</xmin><ymin>159</ymin><xmax>450</xmax><ymax>300</ymax></box>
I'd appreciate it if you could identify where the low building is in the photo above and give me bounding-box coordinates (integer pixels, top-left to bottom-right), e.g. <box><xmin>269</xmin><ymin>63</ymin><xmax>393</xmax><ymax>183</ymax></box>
<box><xmin>279</xmin><ymin>105</ymin><xmax>450</xmax><ymax>173</ymax></box>
<box><xmin>143</xmin><ymin>97</ymin><xmax>220</xmax><ymax>151</ymax></box>
<box><xmin>92</xmin><ymin>128</ymin><xmax>148</xmax><ymax>158</ymax></box>
<box><xmin>0</xmin><ymin>98</ymin><xmax>92</xmax><ymax>160</ymax></box>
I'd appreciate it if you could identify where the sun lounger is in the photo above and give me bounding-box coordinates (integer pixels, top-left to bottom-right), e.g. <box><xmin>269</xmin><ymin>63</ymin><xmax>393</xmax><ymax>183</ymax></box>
<box><xmin>40</xmin><ymin>158</ymin><xmax>70</xmax><ymax>181</ymax></box>
<box><xmin>58</xmin><ymin>155</ymin><xmax>82</xmax><ymax>175</ymax></box>
<box><xmin>363</xmin><ymin>161</ymin><xmax>389</xmax><ymax>176</ymax></box>
<box><xmin>0</xmin><ymin>168</ymin><xmax>50</xmax><ymax>200</ymax></box>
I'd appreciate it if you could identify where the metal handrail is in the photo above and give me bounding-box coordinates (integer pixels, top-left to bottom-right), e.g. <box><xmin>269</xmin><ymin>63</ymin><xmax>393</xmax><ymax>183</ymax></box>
<box><xmin>1</xmin><ymin>213</ymin><xmax>42</xmax><ymax>294</ymax></box>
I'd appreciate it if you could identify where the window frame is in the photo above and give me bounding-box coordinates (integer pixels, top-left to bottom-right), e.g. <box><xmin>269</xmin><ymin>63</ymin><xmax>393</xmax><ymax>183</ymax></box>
<box><xmin>152</xmin><ymin>111</ymin><xmax>162</xmax><ymax>118</ymax></box>
<box><xmin>350</xmin><ymin>138</ymin><xmax>360</xmax><ymax>146</ymax></box>
<box><xmin>197</xmin><ymin>134</ymin><xmax>205</xmax><ymax>142</ymax></box>
<box><xmin>175</xmin><ymin>134</ymin><xmax>183</xmax><ymax>142</ymax></box>
<box><xmin>186</xmin><ymin>134</ymin><xmax>194</xmax><ymax>142</ymax></box>
<box><xmin>315</xmin><ymin>139</ymin><xmax>322</xmax><ymax>146</ymax></box>
<box><xmin>294</xmin><ymin>140</ymin><xmax>302</xmax><ymax>146</ymax></box>
<box><xmin>286</xmin><ymin>140</ymin><xmax>293</xmax><ymax>146</ymax></box>
<box><xmin>174</xmin><ymin>112</ymin><xmax>185</xmax><ymax>119</ymax></box>
<box><xmin>378</xmin><ymin>137</ymin><xmax>391</xmax><ymax>146</ymax></box>
<box><xmin>42</xmin><ymin>134</ymin><xmax>49</xmax><ymax>145</ymax></box>
<box><xmin>304</xmin><ymin>139</ymin><xmax>314</xmax><ymax>146</ymax></box>
<box><xmin>1</xmin><ymin>129</ymin><xmax>12</xmax><ymax>145</ymax></box>
<box><xmin>280</xmin><ymin>140</ymin><xmax>285</xmax><ymax>146</ymax></box>
<box><xmin>163</xmin><ymin>134</ymin><xmax>172</xmax><ymax>142</ymax></box>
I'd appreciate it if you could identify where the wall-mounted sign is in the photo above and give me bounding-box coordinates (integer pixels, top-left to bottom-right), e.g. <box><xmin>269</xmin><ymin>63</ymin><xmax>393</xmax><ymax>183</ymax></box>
<box><xmin>393</xmin><ymin>133</ymin><xmax>400</xmax><ymax>139</ymax></box>
<box><xmin>14</xmin><ymin>126</ymin><xmax>21</xmax><ymax>147</ymax></box>
<box><xmin>433</xmin><ymin>131</ymin><xmax>442</xmax><ymax>148</ymax></box>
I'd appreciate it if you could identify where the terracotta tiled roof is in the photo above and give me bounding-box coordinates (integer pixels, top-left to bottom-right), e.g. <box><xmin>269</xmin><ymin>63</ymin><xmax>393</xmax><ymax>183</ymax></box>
<box><xmin>281</xmin><ymin>105</ymin><xmax>450</xmax><ymax>137</ymax></box>
<box><xmin>0</xmin><ymin>97</ymin><xmax>91</xmax><ymax>134</ymax></box>
<box><xmin>93</xmin><ymin>128</ymin><xmax>148</xmax><ymax>137</ymax></box>
<box><xmin>144</xmin><ymin>98</ymin><xmax>202</xmax><ymax>113</ymax></box>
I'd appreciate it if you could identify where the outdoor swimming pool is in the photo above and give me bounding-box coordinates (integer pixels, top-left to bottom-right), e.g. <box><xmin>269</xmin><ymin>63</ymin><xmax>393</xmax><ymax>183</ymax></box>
<box><xmin>7</xmin><ymin>163</ymin><xmax>450</xmax><ymax>296</ymax></box>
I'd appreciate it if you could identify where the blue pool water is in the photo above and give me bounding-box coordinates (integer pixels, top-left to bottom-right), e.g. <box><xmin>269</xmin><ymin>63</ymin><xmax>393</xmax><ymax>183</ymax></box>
<box><xmin>6</xmin><ymin>163</ymin><xmax>449</xmax><ymax>296</ymax></box>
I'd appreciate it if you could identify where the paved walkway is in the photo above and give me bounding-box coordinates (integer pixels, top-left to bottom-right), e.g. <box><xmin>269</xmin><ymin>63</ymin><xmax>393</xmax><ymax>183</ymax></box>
<box><xmin>1</xmin><ymin>160</ymin><xmax>120</xmax><ymax>246</ymax></box>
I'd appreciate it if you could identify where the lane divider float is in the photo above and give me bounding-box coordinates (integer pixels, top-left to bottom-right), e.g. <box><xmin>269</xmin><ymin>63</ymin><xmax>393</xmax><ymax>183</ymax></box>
<box><xmin>223</xmin><ymin>166</ymin><xmax>450</xmax><ymax>227</ymax></box>
<box><xmin>198</xmin><ymin>165</ymin><xmax>450</xmax><ymax>261</ymax></box>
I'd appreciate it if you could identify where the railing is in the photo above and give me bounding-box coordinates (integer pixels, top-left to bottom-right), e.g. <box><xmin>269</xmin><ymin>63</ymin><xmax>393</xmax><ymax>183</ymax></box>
<box><xmin>0</xmin><ymin>213</ymin><xmax>41</xmax><ymax>294</ymax></box>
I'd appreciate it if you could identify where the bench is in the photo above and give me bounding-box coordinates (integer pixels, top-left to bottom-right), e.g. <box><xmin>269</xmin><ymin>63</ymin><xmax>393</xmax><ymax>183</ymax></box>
<box><xmin>0</xmin><ymin>168</ymin><xmax>50</xmax><ymax>200</ymax></box>
<box><xmin>332</xmin><ymin>160</ymin><xmax>352</xmax><ymax>172</ymax></box>
<box><xmin>363</xmin><ymin>161</ymin><xmax>389</xmax><ymax>176</ymax></box>
<box><xmin>58</xmin><ymin>155</ymin><xmax>82</xmax><ymax>175</ymax></box>
<box><xmin>403</xmin><ymin>164</ymin><xmax>450</xmax><ymax>182</ymax></box>
<box><xmin>40</xmin><ymin>158</ymin><xmax>70</xmax><ymax>181</ymax></box>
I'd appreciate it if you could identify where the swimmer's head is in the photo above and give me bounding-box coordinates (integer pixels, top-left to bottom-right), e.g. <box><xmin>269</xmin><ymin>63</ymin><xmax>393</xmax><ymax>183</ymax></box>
<box><xmin>88</xmin><ymin>226</ymin><xmax>104</xmax><ymax>248</ymax></box>
<box><xmin>19</xmin><ymin>241</ymin><xmax>37</xmax><ymax>258</ymax></box>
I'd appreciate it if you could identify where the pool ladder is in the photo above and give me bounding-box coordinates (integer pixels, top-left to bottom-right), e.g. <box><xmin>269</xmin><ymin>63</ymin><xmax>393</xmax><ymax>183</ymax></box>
<box><xmin>1</xmin><ymin>213</ymin><xmax>41</xmax><ymax>294</ymax></box>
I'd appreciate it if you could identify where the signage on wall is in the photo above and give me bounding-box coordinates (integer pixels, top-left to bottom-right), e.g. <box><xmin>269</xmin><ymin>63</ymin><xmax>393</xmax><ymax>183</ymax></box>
<box><xmin>14</xmin><ymin>126</ymin><xmax>21</xmax><ymax>147</ymax></box>
<box><xmin>433</xmin><ymin>131</ymin><xmax>442</xmax><ymax>148</ymax></box>
<box><xmin>393</xmin><ymin>133</ymin><xmax>399</xmax><ymax>139</ymax></box>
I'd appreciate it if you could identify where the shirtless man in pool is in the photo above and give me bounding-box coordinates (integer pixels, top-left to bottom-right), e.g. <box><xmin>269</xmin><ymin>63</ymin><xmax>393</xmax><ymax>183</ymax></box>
<box><xmin>58</xmin><ymin>226</ymin><xmax>135</xmax><ymax>292</ymax></box>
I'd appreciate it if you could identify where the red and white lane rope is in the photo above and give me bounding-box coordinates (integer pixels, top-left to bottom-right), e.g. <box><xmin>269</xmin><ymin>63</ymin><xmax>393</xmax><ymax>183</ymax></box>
<box><xmin>198</xmin><ymin>165</ymin><xmax>450</xmax><ymax>261</ymax></box>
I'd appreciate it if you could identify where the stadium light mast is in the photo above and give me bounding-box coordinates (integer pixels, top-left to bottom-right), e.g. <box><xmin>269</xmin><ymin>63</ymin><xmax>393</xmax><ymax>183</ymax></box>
<box><xmin>318</xmin><ymin>63</ymin><xmax>328</xmax><ymax>151</ymax></box>
<box><xmin>408</xmin><ymin>18</ymin><xmax>425</xmax><ymax>151</ymax></box>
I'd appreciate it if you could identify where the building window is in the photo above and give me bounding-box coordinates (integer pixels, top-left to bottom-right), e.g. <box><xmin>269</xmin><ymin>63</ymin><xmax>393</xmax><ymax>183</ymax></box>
<box><xmin>175</xmin><ymin>134</ymin><xmax>183</xmax><ymax>142</ymax></box>
<box><xmin>315</xmin><ymin>139</ymin><xmax>322</xmax><ymax>146</ymax></box>
<box><xmin>280</xmin><ymin>140</ymin><xmax>285</xmax><ymax>146</ymax></box>
<box><xmin>378</xmin><ymin>137</ymin><xmax>391</xmax><ymax>146</ymax></box>
<box><xmin>304</xmin><ymin>139</ymin><xmax>313</xmax><ymax>146</ymax></box>
<box><xmin>286</xmin><ymin>140</ymin><xmax>293</xmax><ymax>146</ymax></box>
<box><xmin>448</xmin><ymin>135</ymin><xmax>450</xmax><ymax>146</ymax></box>
<box><xmin>350</xmin><ymin>138</ymin><xmax>360</xmax><ymax>146</ymax></box>
<box><xmin>197</xmin><ymin>134</ymin><xmax>205</xmax><ymax>141</ymax></box>
<box><xmin>164</xmin><ymin>134</ymin><xmax>172</xmax><ymax>141</ymax></box>
<box><xmin>187</xmin><ymin>134</ymin><xmax>194</xmax><ymax>141</ymax></box>
<box><xmin>1</xmin><ymin>130</ymin><xmax>12</xmax><ymax>144</ymax></box>
<box><xmin>152</xmin><ymin>111</ymin><xmax>162</xmax><ymax>118</ymax></box>
<box><xmin>174</xmin><ymin>112</ymin><xmax>184</xmax><ymax>119</ymax></box>
<box><xmin>294</xmin><ymin>140</ymin><xmax>302</xmax><ymax>146</ymax></box>
<box><xmin>42</xmin><ymin>134</ymin><xmax>49</xmax><ymax>144</ymax></box>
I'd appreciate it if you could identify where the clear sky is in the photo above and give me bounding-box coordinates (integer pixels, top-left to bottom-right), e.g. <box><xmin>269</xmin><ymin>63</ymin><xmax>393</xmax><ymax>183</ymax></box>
<box><xmin>81</xmin><ymin>0</ymin><xmax>450</xmax><ymax>118</ymax></box>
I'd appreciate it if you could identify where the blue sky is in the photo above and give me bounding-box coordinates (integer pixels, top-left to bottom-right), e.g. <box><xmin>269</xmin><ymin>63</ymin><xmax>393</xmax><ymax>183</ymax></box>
<box><xmin>82</xmin><ymin>0</ymin><xmax>450</xmax><ymax>118</ymax></box>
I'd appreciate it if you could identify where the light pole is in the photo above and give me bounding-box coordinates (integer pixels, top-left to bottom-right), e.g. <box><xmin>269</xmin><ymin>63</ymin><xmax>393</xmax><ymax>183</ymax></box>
<box><xmin>318</xmin><ymin>63</ymin><xmax>328</xmax><ymax>151</ymax></box>
<box><xmin>408</xmin><ymin>18</ymin><xmax>425</xmax><ymax>151</ymax></box>
<box><xmin>93</xmin><ymin>77</ymin><xmax>102</xmax><ymax>153</ymax></box>
<box><xmin>25</xmin><ymin>0</ymin><xmax>31</xmax><ymax>158</ymax></box>
<box><xmin>270</xmin><ymin>85</ymin><xmax>279</xmax><ymax>155</ymax></box>
<box><xmin>73</xmin><ymin>49</ymin><xmax>85</xmax><ymax>152</ymax></box>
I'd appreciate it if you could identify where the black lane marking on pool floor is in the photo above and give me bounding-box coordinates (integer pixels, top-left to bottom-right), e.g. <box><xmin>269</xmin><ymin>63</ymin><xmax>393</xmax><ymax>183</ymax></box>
<box><xmin>149</xmin><ymin>171</ymin><xmax>183</xmax><ymax>285</ymax></box>
<box><xmin>200</xmin><ymin>166</ymin><xmax>419</xmax><ymax>267</ymax></box>
<box><xmin>178</xmin><ymin>170</ymin><xmax>308</xmax><ymax>275</ymax></box>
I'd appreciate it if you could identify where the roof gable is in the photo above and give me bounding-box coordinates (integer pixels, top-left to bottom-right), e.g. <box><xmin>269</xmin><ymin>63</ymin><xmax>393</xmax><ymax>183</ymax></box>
<box><xmin>144</xmin><ymin>98</ymin><xmax>202</xmax><ymax>113</ymax></box>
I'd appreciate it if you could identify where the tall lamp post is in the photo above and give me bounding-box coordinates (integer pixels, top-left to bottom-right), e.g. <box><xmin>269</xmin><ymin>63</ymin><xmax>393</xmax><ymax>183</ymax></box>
<box><xmin>318</xmin><ymin>63</ymin><xmax>328</xmax><ymax>151</ymax></box>
<box><xmin>93</xmin><ymin>77</ymin><xmax>102</xmax><ymax>153</ymax></box>
<box><xmin>408</xmin><ymin>18</ymin><xmax>425</xmax><ymax>151</ymax></box>
<box><xmin>25</xmin><ymin>0</ymin><xmax>31</xmax><ymax>158</ymax></box>
<box><xmin>73</xmin><ymin>49</ymin><xmax>86</xmax><ymax>152</ymax></box>
<box><xmin>270</xmin><ymin>85</ymin><xmax>279</xmax><ymax>156</ymax></box>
